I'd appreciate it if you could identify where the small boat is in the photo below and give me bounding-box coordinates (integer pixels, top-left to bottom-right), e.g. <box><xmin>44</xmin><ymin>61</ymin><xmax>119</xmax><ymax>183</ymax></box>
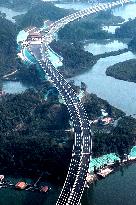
<box><xmin>15</xmin><ymin>182</ymin><xmax>27</xmax><ymax>190</ymax></box>
<box><xmin>40</xmin><ymin>186</ymin><xmax>49</xmax><ymax>193</ymax></box>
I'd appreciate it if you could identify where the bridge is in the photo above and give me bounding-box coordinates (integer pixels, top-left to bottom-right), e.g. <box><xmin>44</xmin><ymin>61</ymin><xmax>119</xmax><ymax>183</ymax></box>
<box><xmin>27</xmin><ymin>0</ymin><xmax>130</xmax><ymax>204</ymax></box>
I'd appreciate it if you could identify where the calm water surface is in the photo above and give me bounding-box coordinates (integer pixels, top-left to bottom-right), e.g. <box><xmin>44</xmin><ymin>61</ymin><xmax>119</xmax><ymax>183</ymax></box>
<box><xmin>55</xmin><ymin>2</ymin><xmax>92</xmax><ymax>10</ymax></box>
<box><xmin>84</xmin><ymin>39</ymin><xmax>127</xmax><ymax>55</ymax></box>
<box><xmin>83</xmin><ymin>163</ymin><xmax>136</xmax><ymax>205</ymax></box>
<box><xmin>1</xmin><ymin>163</ymin><xmax>136</xmax><ymax>205</ymax></box>
<box><xmin>2</xmin><ymin>81</ymin><xmax>31</xmax><ymax>94</ymax></box>
<box><xmin>0</xmin><ymin>7</ymin><xmax>26</xmax><ymax>23</ymax></box>
<box><xmin>55</xmin><ymin>1</ymin><xmax>136</xmax><ymax>22</ymax></box>
<box><xmin>0</xmin><ymin>176</ymin><xmax>60</xmax><ymax>205</ymax></box>
<box><xmin>113</xmin><ymin>3</ymin><xmax>136</xmax><ymax>21</ymax></box>
<box><xmin>72</xmin><ymin>51</ymin><xmax>136</xmax><ymax>115</ymax></box>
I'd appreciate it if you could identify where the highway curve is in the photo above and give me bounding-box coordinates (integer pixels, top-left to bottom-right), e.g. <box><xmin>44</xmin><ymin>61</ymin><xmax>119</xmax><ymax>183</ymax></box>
<box><xmin>28</xmin><ymin>0</ymin><xmax>130</xmax><ymax>204</ymax></box>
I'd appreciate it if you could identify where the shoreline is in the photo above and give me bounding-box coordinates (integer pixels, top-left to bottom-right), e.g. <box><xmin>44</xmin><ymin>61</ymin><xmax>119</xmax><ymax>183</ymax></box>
<box><xmin>87</xmin><ymin>156</ymin><xmax>136</xmax><ymax>185</ymax></box>
<box><xmin>63</xmin><ymin>47</ymin><xmax>129</xmax><ymax>78</ymax></box>
<box><xmin>106</xmin><ymin>58</ymin><xmax>136</xmax><ymax>83</ymax></box>
<box><xmin>4</xmin><ymin>46</ymin><xmax>129</xmax><ymax>81</ymax></box>
<box><xmin>1</xmin><ymin>154</ymin><xmax>136</xmax><ymax>188</ymax></box>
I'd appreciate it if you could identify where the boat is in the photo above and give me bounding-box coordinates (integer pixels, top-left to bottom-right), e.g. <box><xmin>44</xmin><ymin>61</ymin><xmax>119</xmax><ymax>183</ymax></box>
<box><xmin>40</xmin><ymin>186</ymin><xmax>49</xmax><ymax>193</ymax></box>
<box><xmin>15</xmin><ymin>182</ymin><xmax>27</xmax><ymax>190</ymax></box>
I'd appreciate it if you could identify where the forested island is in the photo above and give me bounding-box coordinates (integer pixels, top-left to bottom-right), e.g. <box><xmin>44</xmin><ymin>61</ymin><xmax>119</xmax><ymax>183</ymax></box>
<box><xmin>105</xmin><ymin>18</ymin><xmax>136</xmax><ymax>82</ymax></box>
<box><xmin>115</xmin><ymin>17</ymin><xmax>136</xmax><ymax>53</ymax></box>
<box><xmin>106</xmin><ymin>59</ymin><xmax>136</xmax><ymax>83</ymax></box>
<box><xmin>102</xmin><ymin>18</ymin><xmax>136</xmax><ymax>82</ymax></box>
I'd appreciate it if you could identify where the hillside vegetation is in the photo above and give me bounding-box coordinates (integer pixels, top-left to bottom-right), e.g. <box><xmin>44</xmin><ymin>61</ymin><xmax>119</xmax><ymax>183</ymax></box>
<box><xmin>115</xmin><ymin>18</ymin><xmax>136</xmax><ymax>38</ymax></box>
<box><xmin>50</xmin><ymin>40</ymin><xmax>97</xmax><ymax>77</ymax></box>
<box><xmin>58</xmin><ymin>10</ymin><xmax>122</xmax><ymax>42</ymax></box>
<box><xmin>128</xmin><ymin>36</ymin><xmax>136</xmax><ymax>52</ymax></box>
<box><xmin>0</xmin><ymin>17</ymin><xmax>19</xmax><ymax>81</ymax></box>
<box><xmin>0</xmin><ymin>0</ymin><xmax>40</xmax><ymax>10</ymax></box>
<box><xmin>0</xmin><ymin>90</ymin><xmax>136</xmax><ymax>178</ymax></box>
<box><xmin>16</xmin><ymin>2</ymin><xmax>69</xmax><ymax>29</ymax></box>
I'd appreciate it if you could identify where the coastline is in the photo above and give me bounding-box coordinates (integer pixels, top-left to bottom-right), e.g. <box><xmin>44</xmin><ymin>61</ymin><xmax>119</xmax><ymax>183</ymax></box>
<box><xmin>106</xmin><ymin>58</ymin><xmax>136</xmax><ymax>83</ymax></box>
<box><xmin>87</xmin><ymin>155</ymin><xmax>136</xmax><ymax>185</ymax></box>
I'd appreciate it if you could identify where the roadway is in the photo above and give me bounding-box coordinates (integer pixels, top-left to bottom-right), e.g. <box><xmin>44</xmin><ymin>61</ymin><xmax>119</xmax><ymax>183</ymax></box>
<box><xmin>27</xmin><ymin>0</ymin><xmax>130</xmax><ymax>204</ymax></box>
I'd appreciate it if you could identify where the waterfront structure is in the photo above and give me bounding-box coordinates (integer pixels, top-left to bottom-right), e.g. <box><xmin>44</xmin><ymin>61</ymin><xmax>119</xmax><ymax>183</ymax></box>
<box><xmin>27</xmin><ymin>32</ymin><xmax>43</xmax><ymax>42</ymax></box>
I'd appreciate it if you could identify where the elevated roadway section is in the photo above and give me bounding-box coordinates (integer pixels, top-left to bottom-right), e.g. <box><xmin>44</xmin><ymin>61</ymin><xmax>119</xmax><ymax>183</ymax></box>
<box><xmin>28</xmin><ymin>0</ymin><xmax>130</xmax><ymax>204</ymax></box>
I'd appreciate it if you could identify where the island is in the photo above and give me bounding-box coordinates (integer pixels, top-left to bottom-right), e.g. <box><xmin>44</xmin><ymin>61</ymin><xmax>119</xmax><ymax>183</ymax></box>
<box><xmin>106</xmin><ymin>59</ymin><xmax>136</xmax><ymax>83</ymax></box>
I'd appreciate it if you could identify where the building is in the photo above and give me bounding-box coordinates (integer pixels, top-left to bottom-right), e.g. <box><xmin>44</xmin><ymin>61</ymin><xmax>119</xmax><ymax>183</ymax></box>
<box><xmin>27</xmin><ymin>32</ymin><xmax>43</xmax><ymax>42</ymax></box>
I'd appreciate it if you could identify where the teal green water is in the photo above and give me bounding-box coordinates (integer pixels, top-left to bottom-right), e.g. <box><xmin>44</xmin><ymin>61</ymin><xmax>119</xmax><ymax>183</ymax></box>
<box><xmin>23</xmin><ymin>48</ymin><xmax>36</xmax><ymax>64</ymax></box>
<box><xmin>129</xmin><ymin>146</ymin><xmax>136</xmax><ymax>157</ymax></box>
<box><xmin>89</xmin><ymin>146</ymin><xmax>136</xmax><ymax>172</ymax></box>
<box><xmin>17</xmin><ymin>30</ymin><xmax>28</xmax><ymax>43</ymax></box>
<box><xmin>48</xmin><ymin>48</ymin><xmax>63</xmax><ymax>68</ymax></box>
<box><xmin>89</xmin><ymin>153</ymin><xmax>120</xmax><ymax>172</ymax></box>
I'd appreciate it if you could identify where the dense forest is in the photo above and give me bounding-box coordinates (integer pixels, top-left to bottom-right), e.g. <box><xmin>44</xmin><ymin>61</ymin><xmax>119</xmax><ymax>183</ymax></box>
<box><xmin>58</xmin><ymin>10</ymin><xmax>123</xmax><ymax>42</ymax></box>
<box><xmin>0</xmin><ymin>89</ymin><xmax>72</xmax><ymax>180</ymax></box>
<box><xmin>0</xmin><ymin>0</ymin><xmax>40</xmax><ymax>10</ymax></box>
<box><xmin>81</xmin><ymin>92</ymin><xmax>124</xmax><ymax>120</ymax></box>
<box><xmin>50</xmin><ymin>40</ymin><xmax>97</xmax><ymax>77</ymax></box>
<box><xmin>93</xmin><ymin>119</ymin><xmax>136</xmax><ymax>160</ymax></box>
<box><xmin>0</xmin><ymin>16</ymin><xmax>30</xmax><ymax>90</ymax></box>
<box><xmin>58</xmin><ymin>20</ymin><xmax>111</xmax><ymax>42</ymax></box>
<box><xmin>106</xmin><ymin>59</ymin><xmax>136</xmax><ymax>83</ymax></box>
<box><xmin>0</xmin><ymin>17</ymin><xmax>19</xmax><ymax>83</ymax></box>
<box><xmin>15</xmin><ymin>2</ymin><xmax>70</xmax><ymax>29</ymax></box>
<box><xmin>0</xmin><ymin>90</ymin><xmax>135</xmax><ymax>179</ymax></box>
<box><xmin>115</xmin><ymin>18</ymin><xmax>136</xmax><ymax>38</ymax></box>
<box><xmin>15</xmin><ymin>63</ymin><xmax>44</xmax><ymax>86</ymax></box>
<box><xmin>82</xmin><ymin>93</ymin><xmax>136</xmax><ymax>160</ymax></box>
<box><xmin>128</xmin><ymin>36</ymin><xmax>136</xmax><ymax>52</ymax></box>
